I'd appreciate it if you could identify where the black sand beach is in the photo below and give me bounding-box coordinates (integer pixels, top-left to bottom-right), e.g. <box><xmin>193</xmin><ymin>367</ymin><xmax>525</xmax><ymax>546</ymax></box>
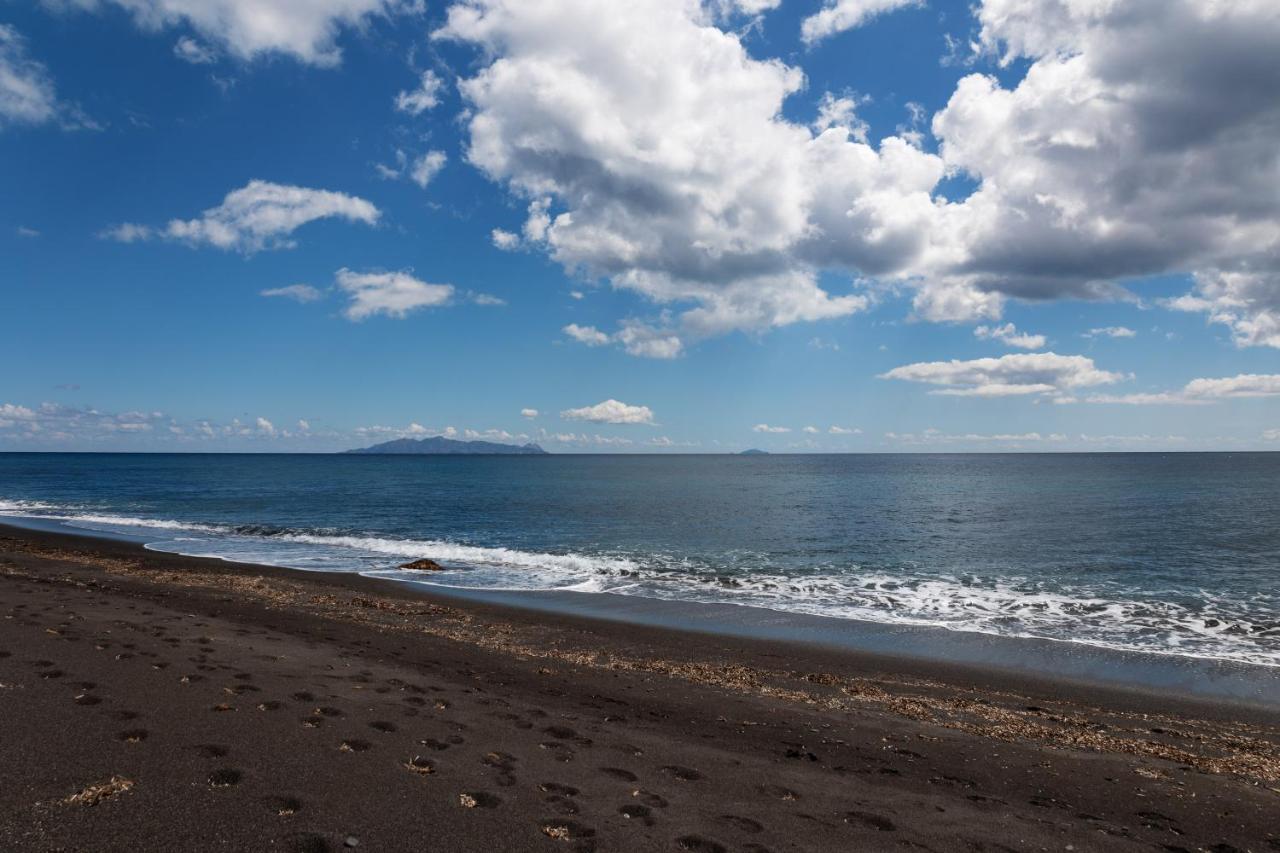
<box><xmin>2</xmin><ymin>522</ymin><xmax>1278</xmax><ymax>852</ymax></box>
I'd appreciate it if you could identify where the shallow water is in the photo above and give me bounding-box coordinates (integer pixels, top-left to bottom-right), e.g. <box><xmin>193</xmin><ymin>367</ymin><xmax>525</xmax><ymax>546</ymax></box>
<box><xmin>2</xmin><ymin>452</ymin><xmax>1278</xmax><ymax>667</ymax></box>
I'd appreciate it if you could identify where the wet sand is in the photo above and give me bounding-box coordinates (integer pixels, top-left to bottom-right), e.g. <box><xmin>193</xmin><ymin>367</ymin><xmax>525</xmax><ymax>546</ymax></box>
<box><xmin>1</xmin><ymin>522</ymin><xmax>1278</xmax><ymax>852</ymax></box>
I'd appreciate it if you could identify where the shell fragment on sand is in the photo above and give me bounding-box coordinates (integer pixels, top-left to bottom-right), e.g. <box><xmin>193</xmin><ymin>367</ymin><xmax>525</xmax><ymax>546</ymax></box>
<box><xmin>66</xmin><ymin>776</ymin><xmax>135</xmax><ymax>806</ymax></box>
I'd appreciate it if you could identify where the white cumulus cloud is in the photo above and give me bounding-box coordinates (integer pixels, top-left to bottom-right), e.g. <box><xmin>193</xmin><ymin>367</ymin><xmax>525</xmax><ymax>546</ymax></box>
<box><xmin>61</xmin><ymin>0</ymin><xmax>420</xmax><ymax>67</ymax></box>
<box><xmin>931</xmin><ymin>0</ymin><xmax>1280</xmax><ymax>332</ymax></box>
<box><xmin>104</xmin><ymin>180</ymin><xmax>380</xmax><ymax>253</ymax></box>
<box><xmin>173</xmin><ymin>36</ymin><xmax>216</xmax><ymax>64</ymax></box>
<box><xmin>491</xmin><ymin>228</ymin><xmax>520</xmax><ymax>250</ymax></box>
<box><xmin>560</xmin><ymin>399</ymin><xmax>655</xmax><ymax>425</ymax></box>
<box><xmin>974</xmin><ymin>322</ymin><xmax>1046</xmax><ymax>350</ymax></box>
<box><xmin>0</xmin><ymin>25</ymin><xmax>57</xmax><ymax>128</ymax></box>
<box><xmin>0</xmin><ymin>24</ymin><xmax>94</xmax><ymax>130</ymax></box>
<box><xmin>409</xmin><ymin>150</ymin><xmax>447</xmax><ymax>189</ymax></box>
<box><xmin>1166</xmin><ymin>272</ymin><xmax>1280</xmax><ymax>350</ymax></box>
<box><xmin>562</xmin><ymin>324</ymin><xmax>612</xmax><ymax>347</ymax></box>
<box><xmin>882</xmin><ymin>352</ymin><xmax>1127</xmax><ymax>398</ymax></box>
<box><xmin>395</xmin><ymin>69</ymin><xmax>444</xmax><ymax>115</ymax></box>
<box><xmin>520</xmin><ymin>408</ymin><xmax>538</xmax><ymax>419</ymax></box>
<box><xmin>801</xmin><ymin>0</ymin><xmax>922</xmax><ymax>44</ymax></box>
<box><xmin>1074</xmin><ymin>373</ymin><xmax>1280</xmax><ymax>405</ymax></box>
<box><xmin>336</xmin><ymin>268</ymin><xmax>454</xmax><ymax>320</ymax></box>
<box><xmin>752</xmin><ymin>424</ymin><xmax>790</xmax><ymax>433</ymax></box>
<box><xmin>436</xmin><ymin>0</ymin><xmax>891</xmax><ymax>355</ymax></box>
<box><xmin>432</xmin><ymin>0</ymin><xmax>1280</xmax><ymax>353</ymax></box>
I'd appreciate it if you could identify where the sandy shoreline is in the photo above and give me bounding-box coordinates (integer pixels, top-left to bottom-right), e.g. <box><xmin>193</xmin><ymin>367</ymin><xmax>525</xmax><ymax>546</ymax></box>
<box><xmin>2</xmin><ymin>522</ymin><xmax>1279</xmax><ymax>851</ymax></box>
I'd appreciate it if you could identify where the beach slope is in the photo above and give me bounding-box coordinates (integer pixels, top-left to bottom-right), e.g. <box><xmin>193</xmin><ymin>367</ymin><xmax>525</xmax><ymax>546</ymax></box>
<box><xmin>1</xmin><ymin>523</ymin><xmax>1277</xmax><ymax>852</ymax></box>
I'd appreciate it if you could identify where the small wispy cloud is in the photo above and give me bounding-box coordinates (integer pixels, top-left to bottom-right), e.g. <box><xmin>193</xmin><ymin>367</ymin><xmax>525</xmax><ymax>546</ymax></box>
<box><xmin>260</xmin><ymin>284</ymin><xmax>323</xmax><ymax>303</ymax></box>
<box><xmin>1082</xmin><ymin>326</ymin><xmax>1137</xmax><ymax>339</ymax></box>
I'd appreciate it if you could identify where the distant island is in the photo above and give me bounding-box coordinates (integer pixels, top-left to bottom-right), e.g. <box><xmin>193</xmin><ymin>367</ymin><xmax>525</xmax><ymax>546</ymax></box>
<box><xmin>738</xmin><ymin>448</ymin><xmax>770</xmax><ymax>455</ymax></box>
<box><xmin>344</xmin><ymin>436</ymin><xmax>549</xmax><ymax>455</ymax></box>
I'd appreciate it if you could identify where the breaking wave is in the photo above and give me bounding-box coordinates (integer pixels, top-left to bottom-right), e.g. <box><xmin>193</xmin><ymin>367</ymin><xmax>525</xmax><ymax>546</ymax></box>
<box><xmin>2</xmin><ymin>498</ymin><xmax>1277</xmax><ymax>667</ymax></box>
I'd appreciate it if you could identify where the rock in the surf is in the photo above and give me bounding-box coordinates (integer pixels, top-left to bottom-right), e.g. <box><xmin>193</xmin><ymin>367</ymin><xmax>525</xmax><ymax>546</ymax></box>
<box><xmin>400</xmin><ymin>558</ymin><xmax>446</xmax><ymax>571</ymax></box>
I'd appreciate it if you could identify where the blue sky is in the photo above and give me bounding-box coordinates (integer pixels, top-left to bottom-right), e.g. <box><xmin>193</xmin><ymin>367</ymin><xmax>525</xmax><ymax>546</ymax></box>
<box><xmin>2</xmin><ymin>0</ymin><xmax>1278</xmax><ymax>452</ymax></box>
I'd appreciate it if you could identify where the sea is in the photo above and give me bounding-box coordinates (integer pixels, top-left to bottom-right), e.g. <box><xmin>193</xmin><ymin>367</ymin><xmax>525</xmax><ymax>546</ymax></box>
<box><xmin>2</xmin><ymin>452</ymin><xmax>1279</xmax><ymax>676</ymax></box>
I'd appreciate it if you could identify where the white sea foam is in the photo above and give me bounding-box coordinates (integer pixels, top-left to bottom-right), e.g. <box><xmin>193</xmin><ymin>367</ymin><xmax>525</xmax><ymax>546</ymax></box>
<box><xmin>3</xmin><ymin>497</ymin><xmax>1277</xmax><ymax>666</ymax></box>
<box><xmin>274</xmin><ymin>531</ymin><xmax>642</xmax><ymax>577</ymax></box>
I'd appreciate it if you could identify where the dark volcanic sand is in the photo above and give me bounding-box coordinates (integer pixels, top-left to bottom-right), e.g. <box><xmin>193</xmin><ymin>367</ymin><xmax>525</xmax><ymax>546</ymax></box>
<box><xmin>1</xmin><ymin>523</ymin><xmax>1278</xmax><ymax>852</ymax></box>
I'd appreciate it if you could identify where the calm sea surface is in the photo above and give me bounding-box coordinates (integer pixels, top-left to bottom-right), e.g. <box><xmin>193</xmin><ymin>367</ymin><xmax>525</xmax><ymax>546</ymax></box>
<box><xmin>2</xmin><ymin>452</ymin><xmax>1279</xmax><ymax>667</ymax></box>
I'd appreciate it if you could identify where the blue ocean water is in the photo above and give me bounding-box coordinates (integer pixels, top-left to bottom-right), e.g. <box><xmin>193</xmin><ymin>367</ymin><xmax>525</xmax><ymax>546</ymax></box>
<box><xmin>2</xmin><ymin>452</ymin><xmax>1279</xmax><ymax>667</ymax></box>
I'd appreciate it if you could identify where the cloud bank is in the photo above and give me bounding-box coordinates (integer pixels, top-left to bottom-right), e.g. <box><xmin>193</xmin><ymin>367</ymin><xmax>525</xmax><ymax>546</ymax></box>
<box><xmin>434</xmin><ymin>0</ymin><xmax>1280</xmax><ymax>355</ymax></box>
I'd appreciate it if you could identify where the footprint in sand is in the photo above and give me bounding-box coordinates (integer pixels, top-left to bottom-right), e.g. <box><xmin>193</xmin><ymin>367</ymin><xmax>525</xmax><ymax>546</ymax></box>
<box><xmin>339</xmin><ymin>739</ymin><xmax>371</xmax><ymax>753</ymax></box>
<box><xmin>539</xmin><ymin>742</ymin><xmax>575</xmax><ymax>762</ymax></box>
<box><xmin>676</xmin><ymin>836</ymin><xmax>727</xmax><ymax>853</ymax></box>
<box><xmin>539</xmin><ymin>783</ymin><xmax>579</xmax><ymax>796</ymax></box>
<box><xmin>540</xmin><ymin>820</ymin><xmax>596</xmax><ymax>842</ymax></box>
<box><xmin>718</xmin><ymin>815</ymin><xmax>763</xmax><ymax>834</ymax></box>
<box><xmin>631</xmin><ymin>790</ymin><xmax>668</xmax><ymax>809</ymax></box>
<box><xmin>194</xmin><ymin>744</ymin><xmax>229</xmax><ymax>758</ymax></box>
<box><xmin>289</xmin><ymin>832</ymin><xmax>331</xmax><ymax>853</ymax></box>
<box><xmin>368</xmin><ymin>720</ymin><xmax>397</xmax><ymax>733</ymax></box>
<box><xmin>661</xmin><ymin>765</ymin><xmax>703</xmax><ymax>781</ymax></box>
<box><xmin>458</xmin><ymin>791</ymin><xmax>501</xmax><ymax>809</ymax></box>
<box><xmin>117</xmin><ymin>729</ymin><xmax>148</xmax><ymax>743</ymax></box>
<box><xmin>403</xmin><ymin>756</ymin><xmax>436</xmax><ymax>776</ymax></box>
<box><xmin>618</xmin><ymin>804</ymin><xmax>654</xmax><ymax>825</ymax></box>
<box><xmin>758</xmin><ymin>784</ymin><xmax>798</xmax><ymax>801</ymax></box>
<box><xmin>267</xmin><ymin>795</ymin><xmax>303</xmax><ymax>816</ymax></box>
<box><xmin>483</xmin><ymin>751</ymin><xmax>517</xmax><ymax>769</ymax></box>
<box><xmin>845</xmin><ymin>810</ymin><xmax>896</xmax><ymax>831</ymax></box>
<box><xmin>208</xmin><ymin>768</ymin><xmax>243</xmax><ymax>788</ymax></box>
<box><xmin>598</xmin><ymin>767</ymin><xmax>638</xmax><ymax>782</ymax></box>
<box><xmin>545</xmin><ymin>796</ymin><xmax>579</xmax><ymax>815</ymax></box>
<box><xmin>544</xmin><ymin>725</ymin><xmax>580</xmax><ymax>740</ymax></box>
